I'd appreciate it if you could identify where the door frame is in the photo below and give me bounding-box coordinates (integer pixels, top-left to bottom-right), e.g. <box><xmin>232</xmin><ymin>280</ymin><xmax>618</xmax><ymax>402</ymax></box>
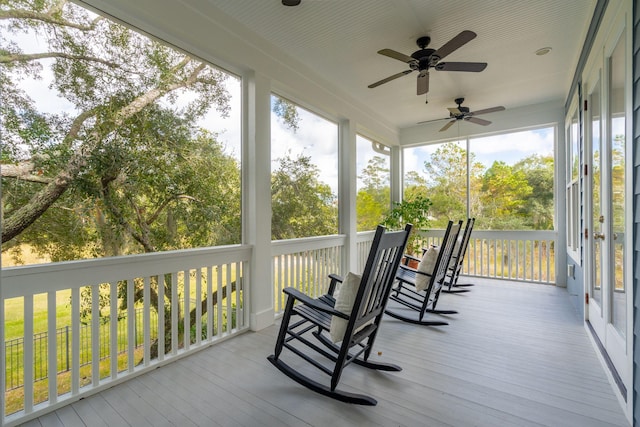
<box><xmin>580</xmin><ymin>0</ymin><xmax>633</xmax><ymax>420</ymax></box>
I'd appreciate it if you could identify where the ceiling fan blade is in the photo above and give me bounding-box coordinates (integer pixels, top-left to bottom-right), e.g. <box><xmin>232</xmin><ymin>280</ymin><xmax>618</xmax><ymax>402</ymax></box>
<box><xmin>417</xmin><ymin>70</ymin><xmax>429</xmax><ymax>95</ymax></box>
<box><xmin>436</xmin><ymin>62</ymin><xmax>487</xmax><ymax>72</ymax></box>
<box><xmin>433</xmin><ymin>30</ymin><xmax>477</xmax><ymax>61</ymax></box>
<box><xmin>377</xmin><ymin>48</ymin><xmax>416</xmax><ymax>64</ymax></box>
<box><xmin>472</xmin><ymin>106</ymin><xmax>505</xmax><ymax>115</ymax></box>
<box><xmin>417</xmin><ymin>116</ymin><xmax>449</xmax><ymax>125</ymax></box>
<box><xmin>368</xmin><ymin>70</ymin><xmax>413</xmax><ymax>88</ymax></box>
<box><xmin>447</xmin><ymin>107</ymin><xmax>462</xmax><ymax>115</ymax></box>
<box><xmin>439</xmin><ymin>120</ymin><xmax>456</xmax><ymax>132</ymax></box>
<box><xmin>466</xmin><ymin>117</ymin><xmax>492</xmax><ymax>126</ymax></box>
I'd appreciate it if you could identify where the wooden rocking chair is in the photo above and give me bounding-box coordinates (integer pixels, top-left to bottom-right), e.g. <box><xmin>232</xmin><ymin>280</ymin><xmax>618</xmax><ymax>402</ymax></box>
<box><xmin>267</xmin><ymin>224</ymin><xmax>412</xmax><ymax>405</ymax></box>
<box><xmin>442</xmin><ymin>217</ymin><xmax>475</xmax><ymax>294</ymax></box>
<box><xmin>384</xmin><ymin>220</ymin><xmax>462</xmax><ymax>326</ymax></box>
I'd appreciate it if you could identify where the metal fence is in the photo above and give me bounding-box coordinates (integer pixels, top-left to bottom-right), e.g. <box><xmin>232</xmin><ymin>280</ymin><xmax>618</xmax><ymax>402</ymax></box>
<box><xmin>5</xmin><ymin>307</ymin><xmax>157</xmax><ymax>391</ymax></box>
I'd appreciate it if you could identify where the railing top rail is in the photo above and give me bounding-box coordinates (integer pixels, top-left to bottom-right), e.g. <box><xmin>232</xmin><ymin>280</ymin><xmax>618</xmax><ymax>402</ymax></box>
<box><xmin>419</xmin><ymin>228</ymin><xmax>557</xmax><ymax>240</ymax></box>
<box><xmin>271</xmin><ymin>234</ymin><xmax>346</xmax><ymax>256</ymax></box>
<box><xmin>356</xmin><ymin>230</ymin><xmax>376</xmax><ymax>243</ymax></box>
<box><xmin>2</xmin><ymin>244</ymin><xmax>252</xmax><ymax>299</ymax></box>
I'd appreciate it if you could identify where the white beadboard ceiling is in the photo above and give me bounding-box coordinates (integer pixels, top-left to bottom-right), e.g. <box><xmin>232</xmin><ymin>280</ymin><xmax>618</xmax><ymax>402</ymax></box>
<box><xmin>202</xmin><ymin>0</ymin><xmax>595</xmax><ymax>132</ymax></box>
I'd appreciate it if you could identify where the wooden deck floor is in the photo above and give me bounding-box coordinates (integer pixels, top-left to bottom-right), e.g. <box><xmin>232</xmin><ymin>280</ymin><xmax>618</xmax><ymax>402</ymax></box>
<box><xmin>26</xmin><ymin>278</ymin><xmax>629</xmax><ymax>427</ymax></box>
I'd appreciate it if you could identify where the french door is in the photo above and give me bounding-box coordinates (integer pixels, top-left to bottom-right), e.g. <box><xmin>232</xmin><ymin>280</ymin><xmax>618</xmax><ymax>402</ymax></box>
<box><xmin>584</xmin><ymin>17</ymin><xmax>630</xmax><ymax>392</ymax></box>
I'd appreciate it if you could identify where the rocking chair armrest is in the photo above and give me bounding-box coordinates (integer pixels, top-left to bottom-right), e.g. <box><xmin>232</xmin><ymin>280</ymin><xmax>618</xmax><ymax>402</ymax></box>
<box><xmin>398</xmin><ymin>264</ymin><xmax>433</xmax><ymax>279</ymax></box>
<box><xmin>402</xmin><ymin>254</ymin><xmax>421</xmax><ymax>265</ymax></box>
<box><xmin>327</xmin><ymin>273</ymin><xmax>344</xmax><ymax>296</ymax></box>
<box><xmin>283</xmin><ymin>287</ymin><xmax>349</xmax><ymax>319</ymax></box>
<box><xmin>421</xmin><ymin>244</ymin><xmax>439</xmax><ymax>255</ymax></box>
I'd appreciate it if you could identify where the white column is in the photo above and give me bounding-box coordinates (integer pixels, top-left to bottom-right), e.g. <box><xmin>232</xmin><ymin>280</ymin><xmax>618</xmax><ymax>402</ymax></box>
<box><xmin>390</xmin><ymin>145</ymin><xmax>403</xmax><ymax>204</ymax></box>
<box><xmin>244</xmin><ymin>71</ymin><xmax>274</xmax><ymax>330</ymax></box>
<box><xmin>339</xmin><ymin>119</ymin><xmax>358</xmax><ymax>273</ymax></box>
<box><xmin>555</xmin><ymin>117</ymin><xmax>568</xmax><ymax>287</ymax></box>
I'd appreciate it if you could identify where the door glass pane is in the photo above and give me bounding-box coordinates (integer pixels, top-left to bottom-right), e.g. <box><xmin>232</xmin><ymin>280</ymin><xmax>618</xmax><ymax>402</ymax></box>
<box><xmin>590</xmin><ymin>76</ymin><xmax>602</xmax><ymax>306</ymax></box>
<box><xmin>609</xmin><ymin>35</ymin><xmax>626</xmax><ymax>337</ymax></box>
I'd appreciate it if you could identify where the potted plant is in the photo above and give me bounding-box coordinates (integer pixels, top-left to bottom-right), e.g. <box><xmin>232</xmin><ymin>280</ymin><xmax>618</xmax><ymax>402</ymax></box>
<box><xmin>380</xmin><ymin>195</ymin><xmax>432</xmax><ymax>258</ymax></box>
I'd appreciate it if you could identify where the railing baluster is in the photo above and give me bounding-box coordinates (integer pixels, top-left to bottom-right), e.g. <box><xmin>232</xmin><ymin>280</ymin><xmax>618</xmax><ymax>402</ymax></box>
<box><xmin>47</xmin><ymin>291</ymin><xmax>57</xmax><ymax>405</ymax></box>
<box><xmin>91</xmin><ymin>284</ymin><xmax>100</xmax><ymax>385</ymax></box>
<box><xmin>216</xmin><ymin>266</ymin><xmax>223</xmax><ymax>336</ymax></box>
<box><xmin>183</xmin><ymin>270</ymin><xmax>190</xmax><ymax>350</ymax></box>
<box><xmin>539</xmin><ymin>240</ymin><xmax>544</xmax><ymax>283</ymax></box>
<box><xmin>110</xmin><ymin>281</ymin><xmax>117</xmax><ymax>378</ymax></box>
<box><xmin>143</xmin><ymin>276</ymin><xmax>151</xmax><ymax>366</ymax></box>
<box><xmin>171</xmin><ymin>272</ymin><xmax>178</xmax><ymax>355</ymax></box>
<box><xmin>71</xmin><ymin>288</ymin><xmax>80</xmax><ymax>395</ymax></box>
<box><xmin>279</xmin><ymin>255</ymin><xmax>285</xmax><ymax>311</ymax></box>
<box><xmin>229</xmin><ymin>264</ymin><xmax>237</xmax><ymax>330</ymax></box>
<box><xmin>195</xmin><ymin>270</ymin><xmax>202</xmax><ymax>345</ymax></box>
<box><xmin>226</xmin><ymin>264</ymin><xmax>232</xmax><ymax>332</ymax></box>
<box><xmin>127</xmin><ymin>278</ymin><xmax>135</xmax><ymax>372</ymax></box>
<box><xmin>235</xmin><ymin>262</ymin><xmax>242</xmax><ymax>329</ymax></box>
<box><xmin>529</xmin><ymin>240</ymin><xmax>534</xmax><ymax>282</ymax></box>
<box><xmin>207</xmin><ymin>266</ymin><xmax>213</xmax><ymax>340</ymax></box>
<box><xmin>157</xmin><ymin>274</ymin><xmax>165</xmax><ymax>362</ymax></box>
<box><xmin>24</xmin><ymin>296</ymin><xmax>33</xmax><ymax>414</ymax></box>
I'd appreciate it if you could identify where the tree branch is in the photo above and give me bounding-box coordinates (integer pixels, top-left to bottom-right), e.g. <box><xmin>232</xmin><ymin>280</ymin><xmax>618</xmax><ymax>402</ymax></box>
<box><xmin>1</xmin><ymin>162</ymin><xmax>52</xmax><ymax>183</ymax></box>
<box><xmin>0</xmin><ymin>51</ymin><xmax>119</xmax><ymax>67</ymax></box>
<box><xmin>146</xmin><ymin>194</ymin><xmax>199</xmax><ymax>225</ymax></box>
<box><xmin>0</xmin><ymin>7</ymin><xmax>102</xmax><ymax>31</ymax></box>
<box><xmin>2</xmin><ymin>57</ymin><xmax>208</xmax><ymax>243</ymax></box>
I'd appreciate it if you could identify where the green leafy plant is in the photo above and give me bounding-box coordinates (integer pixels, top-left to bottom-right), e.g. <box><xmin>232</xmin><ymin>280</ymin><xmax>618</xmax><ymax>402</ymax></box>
<box><xmin>381</xmin><ymin>195</ymin><xmax>432</xmax><ymax>256</ymax></box>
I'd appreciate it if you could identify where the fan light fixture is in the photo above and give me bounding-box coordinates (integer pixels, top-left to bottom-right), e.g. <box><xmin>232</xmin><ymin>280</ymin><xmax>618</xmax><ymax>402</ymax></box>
<box><xmin>282</xmin><ymin>0</ymin><xmax>301</xmax><ymax>5</ymax></box>
<box><xmin>535</xmin><ymin>47</ymin><xmax>552</xmax><ymax>56</ymax></box>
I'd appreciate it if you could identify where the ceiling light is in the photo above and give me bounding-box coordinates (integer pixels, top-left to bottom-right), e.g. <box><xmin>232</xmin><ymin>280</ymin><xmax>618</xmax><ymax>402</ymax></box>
<box><xmin>535</xmin><ymin>47</ymin><xmax>552</xmax><ymax>56</ymax></box>
<box><xmin>282</xmin><ymin>0</ymin><xmax>301</xmax><ymax>5</ymax></box>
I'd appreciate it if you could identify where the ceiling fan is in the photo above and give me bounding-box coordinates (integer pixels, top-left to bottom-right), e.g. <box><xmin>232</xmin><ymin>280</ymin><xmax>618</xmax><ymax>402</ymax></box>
<box><xmin>419</xmin><ymin>98</ymin><xmax>505</xmax><ymax>132</ymax></box>
<box><xmin>368</xmin><ymin>31</ymin><xmax>487</xmax><ymax>99</ymax></box>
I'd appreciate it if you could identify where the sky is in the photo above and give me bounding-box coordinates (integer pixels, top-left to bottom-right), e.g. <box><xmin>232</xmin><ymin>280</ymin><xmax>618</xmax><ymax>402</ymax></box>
<box><xmin>403</xmin><ymin>126</ymin><xmax>555</xmax><ymax>179</ymax></box>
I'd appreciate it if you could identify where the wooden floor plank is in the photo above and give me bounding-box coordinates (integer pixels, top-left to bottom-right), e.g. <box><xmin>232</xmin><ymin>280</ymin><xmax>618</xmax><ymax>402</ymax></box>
<box><xmin>40</xmin><ymin>278</ymin><xmax>629</xmax><ymax>427</ymax></box>
<box><xmin>52</xmin><ymin>405</ymin><xmax>86</xmax><ymax>427</ymax></box>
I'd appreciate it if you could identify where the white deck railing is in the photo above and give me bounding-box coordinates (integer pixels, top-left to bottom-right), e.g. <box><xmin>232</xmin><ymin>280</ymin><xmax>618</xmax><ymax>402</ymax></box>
<box><xmin>418</xmin><ymin>229</ymin><xmax>557</xmax><ymax>284</ymax></box>
<box><xmin>0</xmin><ymin>228</ymin><xmax>557</xmax><ymax>425</ymax></box>
<box><xmin>1</xmin><ymin>245</ymin><xmax>251</xmax><ymax>426</ymax></box>
<box><xmin>272</xmin><ymin>235</ymin><xmax>346</xmax><ymax>313</ymax></box>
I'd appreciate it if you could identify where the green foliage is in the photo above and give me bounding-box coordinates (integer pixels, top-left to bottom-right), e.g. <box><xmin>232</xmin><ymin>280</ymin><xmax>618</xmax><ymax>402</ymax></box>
<box><xmin>422</xmin><ymin>142</ymin><xmax>483</xmax><ymax>227</ymax></box>
<box><xmin>356</xmin><ymin>155</ymin><xmax>390</xmax><ymax>231</ymax></box>
<box><xmin>1</xmin><ymin>0</ymin><xmax>238</xmax><ymax>257</ymax></box>
<box><xmin>406</xmin><ymin>142</ymin><xmax>554</xmax><ymax>231</ymax></box>
<box><xmin>272</xmin><ymin>96</ymin><xmax>300</xmax><ymax>132</ymax></box>
<box><xmin>513</xmin><ymin>154</ymin><xmax>554</xmax><ymax>229</ymax></box>
<box><xmin>480</xmin><ymin>160</ymin><xmax>532</xmax><ymax>229</ymax></box>
<box><xmin>271</xmin><ymin>152</ymin><xmax>338</xmax><ymax>239</ymax></box>
<box><xmin>381</xmin><ymin>195</ymin><xmax>431</xmax><ymax>255</ymax></box>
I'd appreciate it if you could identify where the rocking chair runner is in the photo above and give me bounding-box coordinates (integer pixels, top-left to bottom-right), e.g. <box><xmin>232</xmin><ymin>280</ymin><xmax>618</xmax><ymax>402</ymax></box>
<box><xmin>384</xmin><ymin>220</ymin><xmax>462</xmax><ymax>326</ymax></box>
<box><xmin>267</xmin><ymin>224</ymin><xmax>412</xmax><ymax>405</ymax></box>
<box><xmin>442</xmin><ymin>217</ymin><xmax>475</xmax><ymax>294</ymax></box>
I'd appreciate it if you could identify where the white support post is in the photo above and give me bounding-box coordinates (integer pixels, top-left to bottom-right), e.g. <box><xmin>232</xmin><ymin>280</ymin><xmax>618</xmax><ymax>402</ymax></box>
<box><xmin>390</xmin><ymin>145</ymin><xmax>403</xmax><ymax>205</ymax></box>
<box><xmin>339</xmin><ymin>119</ymin><xmax>358</xmax><ymax>274</ymax></box>
<box><xmin>244</xmin><ymin>71</ymin><xmax>274</xmax><ymax>331</ymax></box>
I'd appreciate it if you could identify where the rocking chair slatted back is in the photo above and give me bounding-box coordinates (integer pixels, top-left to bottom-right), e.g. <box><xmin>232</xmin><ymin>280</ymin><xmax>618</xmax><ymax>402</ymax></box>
<box><xmin>385</xmin><ymin>220</ymin><xmax>462</xmax><ymax>326</ymax></box>
<box><xmin>443</xmin><ymin>217</ymin><xmax>475</xmax><ymax>293</ymax></box>
<box><xmin>267</xmin><ymin>224</ymin><xmax>412</xmax><ymax>405</ymax></box>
